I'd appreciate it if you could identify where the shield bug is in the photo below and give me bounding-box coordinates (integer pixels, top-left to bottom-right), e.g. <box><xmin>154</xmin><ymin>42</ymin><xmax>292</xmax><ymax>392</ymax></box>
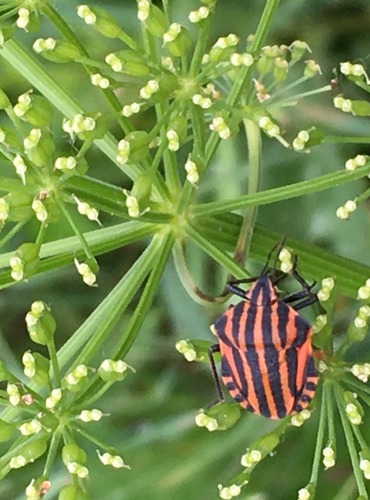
<box><xmin>208</xmin><ymin>245</ymin><xmax>319</xmax><ymax>419</ymax></box>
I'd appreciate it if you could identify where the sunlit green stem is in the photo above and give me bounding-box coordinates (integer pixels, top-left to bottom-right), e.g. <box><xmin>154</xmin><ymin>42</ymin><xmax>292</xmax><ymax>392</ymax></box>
<box><xmin>335</xmin><ymin>385</ymin><xmax>368</xmax><ymax>498</ymax></box>
<box><xmin>309</xmin><ymin>385</ymin><xmax>327</xmax><ymax>486</ymax></box>
<box><xmin>43</xmin><ymin>429</ymin><xmax>62</xmax><ymax>478</ymax></box>
<box><xmin>233</xmin><ymin>120</ymin><xmax>261</xmax><ymax>268</ymax></box>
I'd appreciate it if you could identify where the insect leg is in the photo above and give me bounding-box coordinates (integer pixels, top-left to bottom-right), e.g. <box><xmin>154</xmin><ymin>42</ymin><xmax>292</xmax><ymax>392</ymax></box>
<box><xmin>208</xmin><ymin>344</ymin><xmax>225</xmax><ymax>404</ymax></box>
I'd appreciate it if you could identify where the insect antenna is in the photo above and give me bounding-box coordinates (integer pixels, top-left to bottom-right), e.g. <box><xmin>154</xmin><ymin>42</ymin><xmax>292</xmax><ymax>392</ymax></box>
<box><xmin>261</xmin><ymin>235</ymin><xmax>287</xmax><ymax>276</ymax></box>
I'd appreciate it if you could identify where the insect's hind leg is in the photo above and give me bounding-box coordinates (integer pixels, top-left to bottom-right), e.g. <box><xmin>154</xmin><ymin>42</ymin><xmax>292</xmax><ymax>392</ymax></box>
<box><xmin>208</xmin><ymin>344</ymin><xmax>225</xmax><ymax>406</ymax></box>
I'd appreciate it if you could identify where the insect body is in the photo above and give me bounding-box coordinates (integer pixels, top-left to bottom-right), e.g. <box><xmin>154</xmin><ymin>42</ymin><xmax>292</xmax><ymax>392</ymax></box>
<box><xmin>209</xmin><ymin>265</ymin><xmax>318</xmax><ymax>419</ymax></box>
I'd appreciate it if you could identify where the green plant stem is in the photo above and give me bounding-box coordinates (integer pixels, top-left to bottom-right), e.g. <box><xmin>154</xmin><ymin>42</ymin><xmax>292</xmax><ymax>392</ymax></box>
<box><xmin>74</xmin><ymin>423</ymin><xmax>128</xmax><ymax>461</ymax></box>
<box><xmin>351</xmin><ymin>424</ymin><xmax>368</xmax><ymax>450</ymax></box>
<box><xmin>234</xmin><ymin>119</ymin><xmax>261</xmax><ymax>267</ymax></box>
<box><xmin>35</xmin><ymin>222</ymin><xmax>47</xmax><ymax>246</ymax></box>
<box><xmin>324</xmin><ymin>136</ymin><xmax>370</xmax><ymax>144</ymax></box>
<box><xmin>0</xmin><ymin>220</ymin><xmax>29</xmax><ymax>249</ymax></box>
<box><xmin>172</xmin><ymin>240</ymin><xmax>225</xmax><ymax>304</ymax></box>
<box><xmin>42</xmin><ymin>429</ymin><xmax>61</xmax><ymax>478</ymax></box>
<box><xmin>335</xmin><ymin>385</ymin><xmax>368</xmax><ymax>498</ymax></box>
<box><xmin>186</xmin><ymin>224</ymin><xmax>248</xmax><ymax>280</ymax></box>
<box><xmin>74</xmin><ymin>231</ymin><xmax>174</xmax><ymax>407</ymax></box>
<box><xmin>47</xmin><ymin>338</ymin><xmax>62</xmax><ymax>388</ymax></box>
<box><xmin>115</xmin><ymin>230</ymin><xmax>173</xmax><ymax>359</ymax></box>
<box><xmin>58</xmin><ymin>234</ymin><xmax>165</xmax><ymax>372</ymax></box>
<box><xmin>55</xmin><ymin>196</ymin><xmax>94</xmax><ymax>261</ymax></box>
<box><xmin>326</xmin><ymin>382</ymin><xmax>336</xmax><ymax>449</ymax></box>
<box><xmin>189</xmin><ymin>17</ymin><xmax>211</xmax><ymax>77</ymax></box>
<box><xmin>269</xmin><ymin>85</ymin><xmax>333</xmax><ymax>108</ymax></box>
<box><xmin>191</xmin><ymin>162</ymin><xmax>370</xmax><ymax>217</ymax></box>
<box><xmin>309</xmin><ymin>385</ymin><xmax>327</xmax><ymax>487</ymax></box>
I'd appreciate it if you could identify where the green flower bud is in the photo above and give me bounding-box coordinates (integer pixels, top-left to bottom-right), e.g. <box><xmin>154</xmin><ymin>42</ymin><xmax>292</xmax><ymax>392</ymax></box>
<box><xmin>98</xmin><ymin>359</ymin><xmax>133</xmax><ymax>382</ymax></box>
<box><xmin>0</xmin><ymin>419</ymin><xmax>15</xmax><ymax>442</ymax></box>
<box><xmin>138</xmin><ymin>1</ymin><xmax>166</xmax><ymax>37</ymax></box>
<box><xmin>63</xmin><ymin>113</ymin><xmax>106</xmax><ymax>141</ymax></box>
<box><xmin>62</xmin><ymin>443</ymin><xmax>87</xmax><ymax>466</ymax></box>
<box><xmin>205</xmin><ymin>402</ymin><xmax>241</xmax><ymax>431</ymax></box>
<box><xmin>176</xmin><ymin>339</ymin><xmax>215</xmax><ymax>362</ymax></box>
<box><xmin>105</xmin><ymin>50</ymin><xmax>150</xmax><ymax>76</ymax></box>
<box><xmin>7</xmin><ymin>191</ymin><xmax>34</xmax><ymax>222</ymax></box>
<box><xmin>19</xmin><ymin>437</ymin><xmax>48</xmax><ymax>462</ymax></box>
<box><xmin>167</xmin><ymin>114</ymin><xmax>187</xmax><ymax>149</ymax></box>
<box><xmin>64</xmin><ymin>364</ymin><xmax>89</xmax><ymax>391</ymax></box>
<box><xmin>22</xmin><ymin>351</ymin><xmax>50</xmax><ymax>386</ymax></box>
<box><xmin>117</xmin><ymin>130</ymin><xmax>150</xmax><ymax>165</ymax></box>
<box><xmin>10</xmin><ymin>242</ymin><xmax>40</xmax><ymax>281</ymax></box>
<box><xmin>33</xmin><ymin>38</ymin><xmax>83</xmax><ymax>63</ymax></box>
<box><xmin>17</xmin><ymin>8</ymin><xmax>40</xmax><ymax>32</ymax></box>
<box><xmin>0</xmin><ymin>125</ymin><xmax>21</xmax><ymax>149</ymax></box>
<box><xmin>26</xmin><ymin>300</ymin><xmax>56</xmax><ymax>345</ymax></box>
<box><xmin>131</xmin><ymin>172</ymin><xmax>152</xmax><ymax>208</ymax></box>
<box><xmin>24</xmin><ymin>129</ymin><xmax>55</xmax><ymax>168</ymax></box>
<box><xmin>290</xmin><ymin>40</ymin><xmax>311</xmax><ymax>62</ymax></box>
<box><xmin>273</xmin><ymin>57</ymin><xmax>288</xmax><ymax>81</ymax></box>
<box><xmin>14</xmin><ymin>92</ymin><xmax>54</xmax><ymax>127</ymax></box>
<box><xmin>208</xmin><ymin>34</ymin><xmax>239</xmax><ymax>64</ymax></box>
<box><xmin>77</xmin><ymin>6</ymin><xmax>121</xmax><ymax>38</ymax></box>
<box><xmin>164</xmin><ymin>24</ymin><xmax>191</xmax><ymax>57</ymax></box>
<box><xmin>58</xmin><ymin>484</ymin><xmax>89</xmax><ymax>500</ymax></box>
<box><xmin>350</xmin><ymin>100</ymin><xmax>370</xmax><ymax>117</ymax></box>
<box><xmin>0</xmin><ymin>88</ymin><xmax>10</xmax><ymax>109</ymax></box>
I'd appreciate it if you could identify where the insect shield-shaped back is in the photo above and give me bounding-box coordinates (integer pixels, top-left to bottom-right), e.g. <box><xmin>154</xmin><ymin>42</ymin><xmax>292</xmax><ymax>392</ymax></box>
<box><xmin>210</xmin><ymin>265</ymin><xmax>318</xmax><ymax>419</ymax></box>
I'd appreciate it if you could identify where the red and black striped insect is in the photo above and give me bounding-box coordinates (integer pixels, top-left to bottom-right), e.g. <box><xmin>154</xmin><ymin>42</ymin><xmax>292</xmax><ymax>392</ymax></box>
<box><xmin>209</xmin><ymin>247</ymin><xmax>319</xmax><ymax>419</ymax></box>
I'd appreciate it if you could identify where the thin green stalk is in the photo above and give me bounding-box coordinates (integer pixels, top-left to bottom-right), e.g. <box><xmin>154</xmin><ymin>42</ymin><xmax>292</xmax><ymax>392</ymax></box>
<box><xmin>270</xmin><ymin>85</ymin><xmax>333</xmax><ymax>108</ymax></box>
<box><xmin>74</xmin><ymin>423</ymin><xmax>128</xmax><ymax>460</ymax></box>
<box><xmin>191</xmin><ymin>162</ymin><xmax>370</xmax><ymax>217</ymax></box>
<box><xmin>189</xmin><ymin>17</ymin><xmax>211</xmax><ymax>77</ymax></box>
<box><xmin>352</xmin><ymin>424</ymin><xmax>368</xmax><ymax>450</ymax></box>
<box><xmin>42</xmin><ymin>429</ymin><xmax>62</xmax><ymax>478</ymax></box>
<box><xmin>357</xmin><ymin>186</ymin><xmax>370</xmax><ymax>204</ymax></box>
<box><xmin>35</xmin><ymin>222</ymin><xmax>47</xmax><ymax>246</ymax></box>
<box><xmin>55</xmin><ymin>196</ymin><xmax>94</xmax><ymax>261</ymax></box>
<box><xmin>116</xmin><ymin>230</ymin><xmax>173</xmax><ymax>359</ymax></box>
<box><xmin>172</xmin><ymin>240</ymin><xmax>225</xmax><ymax>304</ymax></box>
<box><xmin>156</xmin><ymin>103</ymin><xmax>181</xmax><ymax>194</ymax></box>
<box><xmin>60</xmin><ymin>234</ymin><xmax>165</xmax><ymax>372</ymax></box>
<box><xmin>185</xmin><ymin>224</ymin><xmax>248</xmax><ymax>280</ymax></box>
<box><xmin>234</xmin><ymin>119</ymin><xmax>261</xmax><ymax>266</ymax></box>
<box><xmin>47</xmin><ymin>338</ymin><xmax>62</xmax><ymax>388</ymax></box>
<box><xmin>326</xmin><ymin>382</ymin><xmax>336</xmax><ymax>449</ymax></box>
<box><xmin>267</xmin><ymin>75</ymin><xmax>309</xmax><ymax>101</ymax></box>
<box><xmin>0</xmin><ymin>220</ymin><xmax>29</xmax><ymax>249</ymax></box>
<box><xmin>309</xmin><ymin>386</ymin><xmax>327</xmax><ymax>486</ymax></box>
<box><xmin>344</xmin><ymin>376</ymin><xmax>370</xmax><ymax>397</ymax></box>
<box><xmin>323</xmin><ymin>136</ymin><xmax>370</xmax><ymax>144</ymax></box>
<box><xmin>335</xmin><ymin>385</ymin><xmax>368</xmax><ymax>498</ymax></box>
<box><xmin>73</xmin><ymin>231</ymin><xmax>174</xmax><ymax>406</ymax></box>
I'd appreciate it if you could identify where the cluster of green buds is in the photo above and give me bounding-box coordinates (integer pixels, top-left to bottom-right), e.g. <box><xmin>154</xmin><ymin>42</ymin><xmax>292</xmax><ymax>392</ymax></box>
<box><xmin>317</xmin><ymin>277</ymin><xmax>335</xmax><ymax>303</ymax></box>
<box><xmin>195</xmin><ymin>403</ymin><xmax>241</xmax><ymax>432</ymax></box>
<box><xmin>0</xmin><ymin>299</ymin><xmax>134</xmax><ymax>497</ymax></box>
